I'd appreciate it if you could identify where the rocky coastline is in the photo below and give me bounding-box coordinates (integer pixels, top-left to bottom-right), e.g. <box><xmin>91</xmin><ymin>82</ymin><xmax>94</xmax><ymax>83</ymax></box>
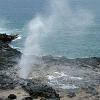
<box><xmin>0</xmin><ymin>34</ymin><xmax>100</xmax><ymax>100</ymax></box>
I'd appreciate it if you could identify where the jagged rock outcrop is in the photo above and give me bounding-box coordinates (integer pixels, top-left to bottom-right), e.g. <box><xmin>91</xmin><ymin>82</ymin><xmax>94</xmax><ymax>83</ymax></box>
<box><xmin>0</xmin><ymin>33</ymin><xmax>100</xmax><ymax>100</ymax></box>
<box><xmin>21</xmin><ymin>79</ymin><xmax>60</xmax><ymax>99</ymax></box>
<box><xmin>0</xmin><ymin>35</ymin><xmax>60</xmax><ymax>99</ymax></box>
<box><xmin>0</xmin><ymin>33</ymin><xmax>18</xmax><ymax>43</ymax></box>
<box><xmin>0</xmin><ymin>34</ymin><xmax>21</xmax><ymax>70</ymax></box>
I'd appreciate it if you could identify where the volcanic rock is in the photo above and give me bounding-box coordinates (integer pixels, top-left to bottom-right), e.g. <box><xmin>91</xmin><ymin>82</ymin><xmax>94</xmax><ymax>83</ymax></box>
<box><xmin>22</xmin><ymin>97</ymin><xmax>33</xmax><ymax>100</ymax></box>
<box><xmin>0</xmin><ymin>75</ymin><xmax>18</xmax><ymax>89</ymax></box>
<box><xmin>0</xmin><ymin>33</ymin><xmax>18</xmax><ymax>43</ymax></box>
<box><xmin>21</xmin><ymin>79</ymin><xmax>60</xmax><ymax>99</ymax></box>
<box><xmin>67</xmin><ymin>92</ymin><xmax>76</xmax><ymax>98</ymax></box>
<box><xmin>8</xmin><ymin>94</ymin><xmax>17</xmax><ymax>99</ymax></box>
<box><xmin>0</xmin><ymin>33</ymin><xmax>21</xmax><ymax>71</ymax></box>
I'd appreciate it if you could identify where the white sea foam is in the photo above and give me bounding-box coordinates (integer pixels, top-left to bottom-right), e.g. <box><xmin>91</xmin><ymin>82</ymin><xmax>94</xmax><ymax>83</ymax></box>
<box><xmin>61</xmin><ymin>84</ymin><xmax>79</xmax><ymax>89</ymax></box>
<box><xmin>47</xmin><ymin>71</ymin><xmax>82</xmax><ymax>89</ymax></box>
<box><xmin>13</xmin><ymin>35</ymin><xmax>22</xmax><ymax>41</ymax></box>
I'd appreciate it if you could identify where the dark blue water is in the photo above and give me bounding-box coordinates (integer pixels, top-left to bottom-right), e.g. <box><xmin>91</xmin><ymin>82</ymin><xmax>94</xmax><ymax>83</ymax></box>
<box><xmin>0</xmin><ymin>0</ymin><xmax>100</xmax><ymax>58</ymax></box>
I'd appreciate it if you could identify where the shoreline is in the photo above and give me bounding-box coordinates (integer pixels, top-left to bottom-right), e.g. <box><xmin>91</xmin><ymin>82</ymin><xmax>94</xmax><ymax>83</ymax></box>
<box><xmin>0</xmin><ymin>34</ymin><xmax>100</xmax><ymax>99</ymax></box>
<box><xmin>0</xmin><ymin>86</ymin><xmax>100</xmax><ymax>100</ymax></box>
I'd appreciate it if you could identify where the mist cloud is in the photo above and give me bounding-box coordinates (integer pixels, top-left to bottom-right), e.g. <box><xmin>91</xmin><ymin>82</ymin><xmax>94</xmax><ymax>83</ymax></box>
<box><xmin>19</xmin><ymin>0</ymin><xmax>95</xmax><ymax>78</ymax></box>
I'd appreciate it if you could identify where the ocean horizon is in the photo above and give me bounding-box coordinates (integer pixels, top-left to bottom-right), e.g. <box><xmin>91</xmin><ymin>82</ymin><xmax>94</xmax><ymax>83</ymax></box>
<box><xmin>0</xmin><ymin>0</ymin><xmax>100</xmax><ymax>58</ymax></box>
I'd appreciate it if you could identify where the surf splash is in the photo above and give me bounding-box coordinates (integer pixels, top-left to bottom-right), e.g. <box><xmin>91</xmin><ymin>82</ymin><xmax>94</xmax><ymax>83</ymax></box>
<box><xmin>18</xmin><ymin>0</ymin><xmax>94</xmax><ymax>79</ymax></box>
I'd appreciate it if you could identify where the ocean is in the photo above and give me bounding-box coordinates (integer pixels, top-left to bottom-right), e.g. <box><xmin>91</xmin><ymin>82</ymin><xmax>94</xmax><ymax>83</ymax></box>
<box><xmin>0</xmin><ymin>0</ymin><xmax>100</xmax><ymax>58</ymax></box>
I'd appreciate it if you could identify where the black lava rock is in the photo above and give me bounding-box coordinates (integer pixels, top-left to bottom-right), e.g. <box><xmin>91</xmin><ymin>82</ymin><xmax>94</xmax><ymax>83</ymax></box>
<box><xmin>22</xmin><ymin>97</ymin><xmax>33</xmax><ymax>100</ymax></box>
<box><xmin>8</xmin><ymin>94</ymin><xmax>17</xmax><ymax>99</ymax></box>
<box><xmin>0</xmin><ymin>75</ymin><xmax>18</xmax><ymax>89</ymax></box>
<box><xmin>21</xmin><ymin>79</ymin><xmax>60</xmax><ymax>99</ymax></box>
<box><xmin>0</xmin><ymin>33</ymin><xmax>18</xmax><ymax>43</ymax></box>
<box><xmin>67</xmin><ymin>92</ymin><xmax>76</xmax><ymax>98</ymax></box>
<box><xmin>0</xmin><ymin>97</ymin><xmax>4</xmax><ymax>100</ymax></box>
<box><xmin>0</xmin><ymin>41</ymin><xmax>21</xmax><ymax>70</ymax></box>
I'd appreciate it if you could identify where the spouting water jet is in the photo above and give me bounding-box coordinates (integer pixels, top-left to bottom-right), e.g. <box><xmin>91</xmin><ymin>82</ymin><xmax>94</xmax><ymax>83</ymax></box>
<box><xmin>18</xmin><ymin>0</ymin><xmax>94</xmax><ymax>79</ymax></box>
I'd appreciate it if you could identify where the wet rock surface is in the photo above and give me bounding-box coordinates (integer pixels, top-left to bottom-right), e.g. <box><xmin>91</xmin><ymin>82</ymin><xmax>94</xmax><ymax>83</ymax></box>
<box><xmin>0</xmin><ymin>34</ymin><xmax>100</xmax><ymax>99</ymax></box>
<box><xmin>0</xmin><ymin>33</ymin><xmax>18</xmax><ymax>43</ymax></box>
<box><xmin>67</xmin><ymin>92</ymin><xmax>76</xmax><ymax>98</ymax></box>
<box><xmin>0</xmin><ymin>75</ymin><xmax>18</xmax><ymax>90</ymax></box>
<box><xmin>83</xmin><ymin>86</ymin><xmax>99</xmax><ymax>96</ymax></box>
<box><xmin>0</xmin><ymin>36</ymin><xmax>60</xmax><ymax>99</ymax></box>
<box><xmin>8</xmin><ymin>94</ymin><xmax>17</xmax><ymax>99</ymax></box>
<box><xmin>21</xmin><ymin>79</ymin><xmax>60</xmax><ymax>99</ymax></box>
<box><xmin>22</xmin><ymin>97</ymin><xmax>33</xmax><ymax>100</ymax></box>
<box><xmin>0</xmin><ymin>41</ymin><xmax>21</xmax><ymax>70</ymax></box>
<box><xmin>42</xmin><ymin>56</ymin><xmax>100</xmax><ymax>69</ymax></box>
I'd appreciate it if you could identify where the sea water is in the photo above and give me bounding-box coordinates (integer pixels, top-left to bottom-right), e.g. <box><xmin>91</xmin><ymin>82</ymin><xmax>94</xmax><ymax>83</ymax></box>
<box><xmin>0</xmin><ymin>0</ymin><xmax>100</xmax><ymax>58</ymax></box>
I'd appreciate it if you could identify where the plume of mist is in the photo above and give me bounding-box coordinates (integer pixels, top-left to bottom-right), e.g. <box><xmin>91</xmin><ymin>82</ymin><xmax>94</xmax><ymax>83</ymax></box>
<box><xmin>18</xmin><ymin>16</ymin><xmax>46</xmax><ymax>78</ymax></box>
<box><xmin>19</xmin><ymin>0</ymin><xmax>95</xmax><ymax>79</ymax></box>
<box><xmin>48</xmin><ymin>0</ymin><xmax>94</xmax><ymax>35</ymax></box>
